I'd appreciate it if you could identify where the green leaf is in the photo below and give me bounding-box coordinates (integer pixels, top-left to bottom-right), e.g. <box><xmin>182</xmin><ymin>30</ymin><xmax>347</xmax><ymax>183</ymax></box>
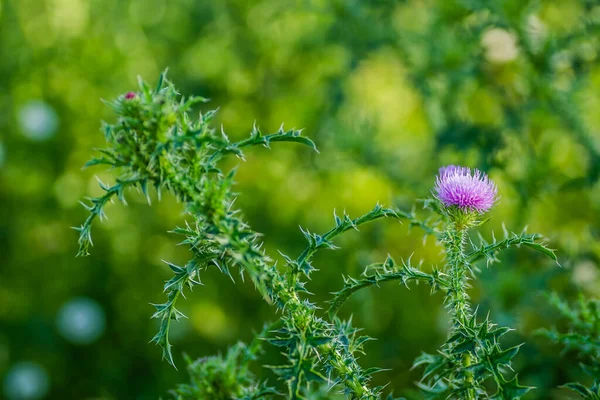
<box><xmin>495</xmin><ymin>376</ymin><xmax>533</xmax><ymax>400</ymax></box>
<box><xmin>307</xmin><ymin>335</ymin><xmax>332</xmax><ymax>346</ymax></box>
<box><xmin>155</xmin><ymin>69</ymin><xmax>167</xmax><ymax>94</ymax></box>
<box><xmin>522</xmin><ymin>241</ymin><xmax>559</xmax><ymax>263</ymax></box>
<box><xmin>562</xmin><ymin>382</ymin><xmax>598</xmax><ymax>398</ymax></box>
<box><xmin>488</xmin><ymin>344</ymin><xmax>523</xmax><ymax>369</ymax></box>
<box><xmin>467</xmin><ymin>231</ymin><xmax>558</xmax><ymax>265</ymax></box>
<box><xmin>267</xmin><ymin>131</ymin><xmax>318</xmax><ymax>152</ymax></box>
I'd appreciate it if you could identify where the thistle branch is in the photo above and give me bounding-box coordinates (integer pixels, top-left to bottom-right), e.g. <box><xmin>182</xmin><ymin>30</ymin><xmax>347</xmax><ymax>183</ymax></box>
<box><xmin>328</xmin><ymin>256</ymin><xmax>447</xmax><ymax>318</ymax></box>
<box><xmin>467</xmin><ymin>229</ymin><xmax>558</xmax><ymax>265</ymax></box>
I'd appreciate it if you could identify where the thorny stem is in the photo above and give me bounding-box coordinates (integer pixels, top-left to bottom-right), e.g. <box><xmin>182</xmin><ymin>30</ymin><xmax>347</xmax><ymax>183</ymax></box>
<box><xmin>293</xmin><ymin>210</ymin><xmax>389</xmax><ymax>277</ymax></box>
<box><xmin>291</xmin><ymin>207</ymin><xmax>436</xmax><ymax>288</ymax></box>
<box><xmin>444</xmin><ymin>224</ymin><xmax>475</xmax><ymax>400</ymax></box>
<box><xmin>445</xmin><ymin>226</ymin><xmax>470</xmax><ymax>330</ymax></box>
<box><xmin>179</xmin><ymin>201</ymin><xmax>380</xmax><ymax>398</ymax></box>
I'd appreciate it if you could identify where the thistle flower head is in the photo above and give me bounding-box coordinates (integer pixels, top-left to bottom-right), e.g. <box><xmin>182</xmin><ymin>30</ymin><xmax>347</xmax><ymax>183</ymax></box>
<box><xmin>124</xmin><ymin>92</ymin><xmax>136</xmax><ymax>100</ymax></box>
<box><xmin>434</xmin><ymin>165</ymin><xmax>498</xmax><ymax>213</ymax></box>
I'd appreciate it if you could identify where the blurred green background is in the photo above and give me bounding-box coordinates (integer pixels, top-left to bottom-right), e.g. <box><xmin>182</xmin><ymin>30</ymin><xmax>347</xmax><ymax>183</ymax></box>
<box><xmin>1</xmin><ymin>0</ymin><xmax>600</xmax><ymax>399</ymax></box>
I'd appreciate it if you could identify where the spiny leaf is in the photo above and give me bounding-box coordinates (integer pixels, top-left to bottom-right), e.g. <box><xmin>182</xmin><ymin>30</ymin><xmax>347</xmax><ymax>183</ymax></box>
<box><xmin>328</xmin><ymin>258</ymin><xmax>444</xmax><ymax>317</ymax></box>
<box><xmin>467</xmin><ymin>231</ymin><xmax>558</xmax><ymax>265</ymax></box>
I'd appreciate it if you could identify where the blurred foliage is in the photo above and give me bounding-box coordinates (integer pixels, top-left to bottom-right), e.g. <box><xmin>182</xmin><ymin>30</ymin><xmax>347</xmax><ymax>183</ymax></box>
<box><xmin>1</xmin><ymin>0</ymin><xmax>600</xmax><ymax>399</ymax></box>
<box><xmin>539</xmin><ymin>293</ymin><xmax>600</xmax><ymax>399</ymax></box>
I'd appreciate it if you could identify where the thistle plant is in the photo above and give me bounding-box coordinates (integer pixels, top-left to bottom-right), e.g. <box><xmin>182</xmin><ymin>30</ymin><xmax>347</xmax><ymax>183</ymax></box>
<box><xmin>76</xmin><ymin>72</ymin><xmax>558</xmax><ymax>399</ymax></box>
<box><xmin>409</xmin><ymin>167</ymin><xmax>532</xmax><ymax>399</ymax></box>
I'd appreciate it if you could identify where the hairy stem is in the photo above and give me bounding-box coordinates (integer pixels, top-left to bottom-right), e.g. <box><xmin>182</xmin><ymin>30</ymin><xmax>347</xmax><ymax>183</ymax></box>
<box><xmin>444</xmin><ymin>225</ymin><xmax>475</xmax><ymax>399</ymax></box>
<box><xmin>445</xmin><ymin>226</ymin><xmax>471</xmax><ymax>330</ymax></box>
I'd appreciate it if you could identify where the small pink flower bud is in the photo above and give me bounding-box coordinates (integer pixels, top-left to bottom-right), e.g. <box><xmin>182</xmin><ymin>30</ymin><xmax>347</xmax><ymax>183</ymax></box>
<box><xmin>125</xmin><ymin>92</ymin><xmax>136</xmax><ymax>100</ymax></box>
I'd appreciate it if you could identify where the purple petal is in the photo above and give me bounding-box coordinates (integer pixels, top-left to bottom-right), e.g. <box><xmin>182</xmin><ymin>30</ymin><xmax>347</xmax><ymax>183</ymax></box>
<box><xmin>434</xmin><ymin>165</ymin><xmax>498</xmax><ymax>213</ymax></box>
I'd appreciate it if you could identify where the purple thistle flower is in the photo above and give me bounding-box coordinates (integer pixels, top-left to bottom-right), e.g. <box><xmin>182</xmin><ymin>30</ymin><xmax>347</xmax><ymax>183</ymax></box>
<box><xmin>434</xmin><ymin>165</ymin><xmax>498</xmax><ymax>213</ymax></box>
<box><xmin>124</xmin><ymin>92</ymin><xmax>136</xmax><ymax>100</ymax></box>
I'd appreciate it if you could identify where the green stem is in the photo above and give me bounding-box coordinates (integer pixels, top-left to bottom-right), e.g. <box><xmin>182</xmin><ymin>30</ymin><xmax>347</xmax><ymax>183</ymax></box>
<box><xmin>445</xmin><ymin>225</ymin><xmax>476</xmax><ymax>399</ymax></box>
<box><xmin>445</xmin><ymin>226</ymin><xmax>471</xmax><ymax>329</ymax></box>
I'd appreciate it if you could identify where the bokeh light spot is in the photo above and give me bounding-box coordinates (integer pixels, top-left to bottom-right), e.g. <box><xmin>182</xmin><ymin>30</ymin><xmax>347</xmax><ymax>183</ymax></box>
<box><xmin>3</xmin><ymin>362</ymin><xmax>49</xmax><ymax>400</ymax></box>
<box><xmin>481</xmin><ymin>28</ymin><xmax>519</xmax><ymax>63</ymax></box>
<box><xmin>56</xmin><ymin>297</ymin><xmax>106</xmax><ymax>345</ymax></box>
<box><xmin>18</xmin><ymin>101</ymin><xmax>59</xmax><ymax>141</ymax></box>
